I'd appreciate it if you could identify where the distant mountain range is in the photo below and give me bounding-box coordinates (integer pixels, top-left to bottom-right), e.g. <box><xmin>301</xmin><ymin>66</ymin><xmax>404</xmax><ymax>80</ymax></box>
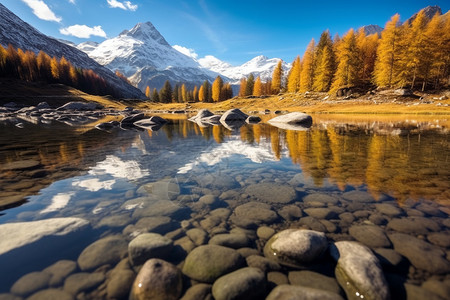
<box><xmin>76</xmin><ymin>22</ymin><xmax>289</xmax><ymax>90</ymax></box>
<box><xmin>0</xmin><ymin>3</ymin><xmax>144</xmax><ymax>99</ymax></box>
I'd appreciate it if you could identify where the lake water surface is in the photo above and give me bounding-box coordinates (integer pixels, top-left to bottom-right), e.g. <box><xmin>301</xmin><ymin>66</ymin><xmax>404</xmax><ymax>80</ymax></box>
<box><xmin>0</xmin><ymin>114</ymin><xmax>449</xmax><ymax>299</ymax></box>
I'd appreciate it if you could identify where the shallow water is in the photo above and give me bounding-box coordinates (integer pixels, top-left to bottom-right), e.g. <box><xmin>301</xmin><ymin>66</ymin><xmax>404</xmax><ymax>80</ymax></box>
<box><xmin>0</xmin><ymin>114</ymin><xmax>449</xmax><ymax>298</ymax></box>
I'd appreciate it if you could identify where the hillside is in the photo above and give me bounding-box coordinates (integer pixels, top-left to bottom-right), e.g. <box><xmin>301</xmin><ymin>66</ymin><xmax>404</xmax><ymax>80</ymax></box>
<box><xmin>0</xmin><ymin>3</ymin><xmax>144</xmax><ymax>99</ymax></box>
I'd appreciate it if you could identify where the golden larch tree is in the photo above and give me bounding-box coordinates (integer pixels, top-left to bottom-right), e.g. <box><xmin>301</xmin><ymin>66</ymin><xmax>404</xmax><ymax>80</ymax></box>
<box><xmin>314</xmin><ymin>45</ymin><xmax>335</xmax><ymax>92</ymax></box>
<box><xmin>145</xmin><ymin>86</ymin><xmax>151</xmax><ymax>98</ymax></box>
<box><xmin>181</xmin><ymin>84</ymin><xmax>188</xmax><ymax>102</ymax></box>
<box><xmin>287</xmin><ymin>56</ymin><xmax>301</xmax><ymax>93</ymax></box>
<box><xmin>299</xmin><ymin>39</ymin><xmax>316</xmax><ymax>92</ymax></box>
<box><xmin>373</xmin><ymin>14</ymin><xmax>402</xmax><ymax>88</ymax></box>
<box><xmin>239</xmin><ymin>77</ymin><xmax>247</xmax><ymax>97</ymax></box>
<box><xmin>271</xmin><ymin>60</ymin><xmax>283</xmax><ymax>94</ymax></box>
<box><xmin>424</xmin><ymin>13</ymin><xmax>445</xmax><ymax>89</ymax></box>
<box><xmin>193</xmin><ymin>86</ymin><xmax>198</xmax><ymax>101</ymax></box>
<box><xmin>398</xmin><ymin>9</ymin><xmax>429</xmax><ymax>89</ymax></box>
<box><xmin>356</xmin><ymin>30</ymin><xmax>379</xmax><ymax>85</ymax></box>
<box><xmin>313</xmin><ymin>30</ymin><xmax>335</xmax><ymax>91</ymax></box>
<box><xmin>212</xmin><ymin>76</ymin><xmax>224</xmax><ymax>101</ymax></box>
<box><xmin>253</xmin><ymin>76</ymin><xmax>262</xmax><ymax>96</ymax></box>
<box><xmin>330</xmin><ymin>29</ymin><xmax>361</xmax><ymax>93</ymax></box>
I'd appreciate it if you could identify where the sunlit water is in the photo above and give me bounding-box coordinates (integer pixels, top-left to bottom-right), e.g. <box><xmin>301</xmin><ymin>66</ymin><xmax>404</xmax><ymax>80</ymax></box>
<box><xmin>0</xmin><ymin>114</ymin><xmax>449</xmax><ymax>297</ymax></box>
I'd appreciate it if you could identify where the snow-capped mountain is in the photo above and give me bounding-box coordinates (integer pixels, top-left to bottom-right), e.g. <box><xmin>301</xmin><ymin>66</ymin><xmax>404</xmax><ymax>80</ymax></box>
<box><xmin>78</xmin><ymin>22</ymin><xmax>220</xmax><ymax>91</ymax></box>
<box><xmin>198</xmin><ymin>55</ymin><xmax>291</xmax><ymax>84</ymax></box>
<box><xmin>0</xmin><ymin>3</ymin><xmax>144</xmax><ymax>99</ymax></box>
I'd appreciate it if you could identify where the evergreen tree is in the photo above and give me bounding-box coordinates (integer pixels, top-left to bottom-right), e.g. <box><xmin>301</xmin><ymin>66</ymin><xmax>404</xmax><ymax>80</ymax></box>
<box><xmin>172</xmin><ymin>84</ymin><xmax>179</xmax><ymax>103</ymax></box>
<box><xmin>300</xmin><ymin>39</ymin><xmax>315</xmax><ymax>92</ymax></box>
<box><xmin>245</xmin><ymin>73</ymin><xmax>255</xmax><ymax>96</ymax></box>
<box><xmin>212</xmin><ymin>75</ymin><xmax>224</xmax><ymax>101</ymax></box>
<box><xmin>151</xmin><ymin>88</ymin><xmax>159</xmax><ymax>102</ymax></box>
<box><xmin>271</xmin><ymin>60</ymin><xmax>283</xmax><ymax>94</ymax></box>
<box><xmin>159</xmin><ymin>80</ymin><xmax>172</xmax><ymax>103</ymax></box>
<box><xmin>253</xmin><ymin>76</ymin><xmax>262</xmax><ymax>96</ymax></box>
<box><xmin>222</xmin><ymin>82</ymin><xmax>233</xmax><ymax>99</ymax></box>
<box><xmin>373</xmin><ymin>14</ymin><xmax>402</xmax><ymax>88</ymax></box>
<box><xmin>287</xmin><ymin>56</ymin><xmax>301</xmax><ymax>93</ymax></box>
<box><xmin>330</xmin><ymin>29</ymin><xmax>361</xmax><ymax>93</ymax></box>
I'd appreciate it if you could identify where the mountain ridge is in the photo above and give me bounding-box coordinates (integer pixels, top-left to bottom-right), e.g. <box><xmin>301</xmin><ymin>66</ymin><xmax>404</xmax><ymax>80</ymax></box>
<box><xmin>78</xmin><ymin>22</ymin><xmax>222</xmax><ymax>91</ymax></box>
<box><xmin>0</xmin><ymin>3</ymin><xmax>144</xmax><ymax>99</ymax></box>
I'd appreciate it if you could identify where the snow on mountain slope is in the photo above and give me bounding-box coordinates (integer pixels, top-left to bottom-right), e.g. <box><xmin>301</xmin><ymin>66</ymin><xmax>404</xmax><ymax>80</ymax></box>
<box><xmin>0</xmin><ymin>3</ymin><xmax>144</xmax><ymax>99</ymax></box>
<box><xmin>199</xmin><ymin>55</ymin><xmax>291</xmax><ymax>84</ymax></box>
<box><xmin>79</xmin><ymin>22</ymin><xmax>220</xmax><ymax>91</ymax></box>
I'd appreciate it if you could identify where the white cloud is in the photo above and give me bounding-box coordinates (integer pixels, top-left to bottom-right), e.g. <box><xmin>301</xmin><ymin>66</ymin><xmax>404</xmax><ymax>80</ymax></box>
<box><xmin>68</xmin><ymin>0</ymin><xmax>76</xmax><ymax>4</ymax></box>
<box><xmin>107</xmin><ymin>0</ymin><xmax>138</xmax><ymax>11</ymax></box>
<box><xmin>21</xmin><ymin>0</ymin><xmax>62</xmax><ymax>22</ymax></box>
<box><xmin>172</xmin><ymin>45</ymin><xmax>198</xmax><ymax>60</ymax></box>
<box><xmin>60</xmin><ymin>25</ymin><xmax>107</xmax><ymax>38</ymax></box>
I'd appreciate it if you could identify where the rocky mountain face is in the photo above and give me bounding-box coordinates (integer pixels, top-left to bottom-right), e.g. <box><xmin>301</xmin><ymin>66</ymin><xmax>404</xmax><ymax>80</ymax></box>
<box><xmin>0</xmin><ymin>3</ymin><xmax>144</xmax><ymax>99</ymax></box>
<box><xmin>360</xmin><ymin>25</ymin><xmax>384</xmax><ymax>36</ymax></box>
<box><xmin>78</xmin><ymin>22</ymin><xmax>220</xmax><ymax>91</ymax></box>
<box><xmin>406</xmin><ymin>5</ymin><xmax>442</xmax><ymax>24</ymax></box>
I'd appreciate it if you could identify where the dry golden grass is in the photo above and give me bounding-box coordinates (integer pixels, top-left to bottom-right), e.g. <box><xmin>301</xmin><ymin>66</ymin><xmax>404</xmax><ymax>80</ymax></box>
<box><xmin>138</xmin><ymin>91</ymin><xmax>450</xmax><ymax>115</ymax></box>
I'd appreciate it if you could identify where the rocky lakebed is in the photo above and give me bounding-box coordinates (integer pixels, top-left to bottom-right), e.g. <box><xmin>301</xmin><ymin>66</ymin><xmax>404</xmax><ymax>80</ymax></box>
<box><xmin>0</xmin><ymin>102</ymin><xmax>449</xmax><ymax>300</ymax></box>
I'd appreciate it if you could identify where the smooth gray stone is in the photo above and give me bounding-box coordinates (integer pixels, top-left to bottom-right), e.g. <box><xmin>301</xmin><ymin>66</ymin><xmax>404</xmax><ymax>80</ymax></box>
<box><xmin>246</xmin><ymin>255</ymin><xmax>281</xmax><ymax>273</ymax></box>
<box><xmin>209</xmin><ymin>233</ymin><xmax>251</xmax><ymax>249</ymax></box>
<box><xmin>389</xmin><ymin>233</ymin><xmax>450</xmax><ymax>274</ymax></box>
<box><xmin>10</xmin><ymin>272</ymin><xmax>51</xmax><ymax>297</ymax></box>
<box><xmin>387</xmin><ymin>217</ymin><xmax>440</xmax><ymax>234</ymax></box>
<box><xmin>375</xmin><ymin>203</ymin><xmax>403</xmax><ymax>217</ymax></box>
<box><xmin>342</xmin><ymin>190</ymin><xmax>374</xmax><ymax>203</ymax></box>
<box><xmin>182</xmin><ymin>245</ymin><xmax>245</xmax><ymax>283</ymax></box>
<box><xmin>180</xmin><ymin>283</ymin><xmax>212</xmax><ymax>300</ymax></box>
<box><xmin>245</xmin><ymin>183</ymin><xmax>296</xmax><ymax>204</ymax></box>
<box><xmin>212</xmin><ymin>267</ymin><xmax>266</xmax><ymax>300</ymax></box>
<box><xmin>63</xmin><ymin>272</ymin><xmax>105</xmax><ymax>295</ymax></box>
<box><xmin>264</xmin><ymin>229</ymin><xmax>328</xmax><ymax>267</ymax></box>
<box><xmin>130</xmin><ymin>259</ymin><xmax>182</xmax><ymax>300</ymax></box>
<box><xmin>77</xmin><ymin>236</ymin><xmax>128</xmax><ymax>271</ymax></box>
<box><xmin>330</xmin><ymin>241</ymin><xmax>390</xmax><ymax>300</ymax></box>
<box><xmin>128</xmin><ymin>233</ymin><xmax>173</xmax><ymax>266</ymax></box>
<box><xmin>186</xmin><ymin>228</ymin><xmax>208</xmax><ymax>246</ymax></box>
<box><xmin>266</xmin><ymin>285</ymin><xmax>344</xmax><ymax>300</ymax></box>
<box><xmin>288</xmin><ymin>270</ymin><xmax>342</xmax><ymax>295</ymax></box>
<box><xmin>27</xmin><ymin>289</ymin><xmax>74</xmax><ymax>300</ymax></box>
<box><xmin>43</xmin><ymin>260</ymin><xmax>77</xmax><ymax>287</ymax></box>
<box><xmin>349</xmin><ymin>225</ymin><xmax>391</xmax><ymax>248</ymax></box>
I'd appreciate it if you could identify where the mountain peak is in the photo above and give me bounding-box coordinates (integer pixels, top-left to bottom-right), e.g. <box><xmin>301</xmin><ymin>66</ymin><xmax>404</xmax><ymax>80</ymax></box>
<box><xmin>123</xmin><ymin>21</ymin><xmax>170</xmax><ymax>46</ymax></box>
<box><xmin>361</xmin><ymin>24</ymin><xmax>383</xmax><ymax>35</ymax></box>
<box><xmin>406</xmin><ymin>5</ymin><xmax>442</xmax><ymax>24</ymax></box>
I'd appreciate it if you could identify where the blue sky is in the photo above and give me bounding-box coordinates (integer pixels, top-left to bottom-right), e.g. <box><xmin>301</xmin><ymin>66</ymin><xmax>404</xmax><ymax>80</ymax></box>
<box><xmin>1</xmin><ymin>0</ymin><xmax>448</xmax><ymax>65</ymax></box>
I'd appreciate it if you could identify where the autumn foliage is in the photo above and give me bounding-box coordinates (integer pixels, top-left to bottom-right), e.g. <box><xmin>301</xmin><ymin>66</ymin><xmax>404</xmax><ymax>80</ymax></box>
<box><xmin>240</xmin><ymin>8</ymin><xmax>450</xmax><ymax>97</ymax></box>
<box><xmin>0</xmin><ymin>44</ymin><xmax>121</xmax><ymax>97</ymax></box>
